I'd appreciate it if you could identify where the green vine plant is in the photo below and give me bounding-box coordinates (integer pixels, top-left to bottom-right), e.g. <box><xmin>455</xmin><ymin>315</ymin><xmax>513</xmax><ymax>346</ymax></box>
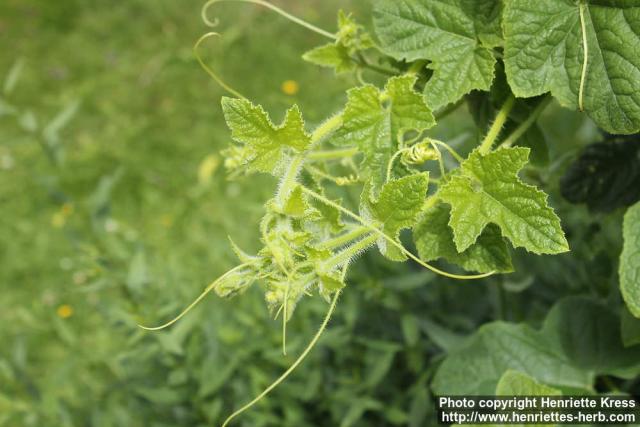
<box><xmin>140</xmin><ymin>0</ymin><xmax>640</xmax><ymax>425</ymax></box>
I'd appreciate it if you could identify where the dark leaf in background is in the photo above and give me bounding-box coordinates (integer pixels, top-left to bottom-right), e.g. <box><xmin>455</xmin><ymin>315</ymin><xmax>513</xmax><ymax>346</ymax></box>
<box><xmin>560</xmin><ymin>135</ymin><xmax>640</xmax><ymax>212</ymax></box>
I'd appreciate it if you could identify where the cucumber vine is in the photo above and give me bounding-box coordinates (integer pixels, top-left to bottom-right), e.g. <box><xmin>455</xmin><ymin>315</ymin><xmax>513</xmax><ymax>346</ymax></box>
<box><xmin>140</xmin><ymin>0</ymin><xmax>640</xmax><ymax>425</ymax></box>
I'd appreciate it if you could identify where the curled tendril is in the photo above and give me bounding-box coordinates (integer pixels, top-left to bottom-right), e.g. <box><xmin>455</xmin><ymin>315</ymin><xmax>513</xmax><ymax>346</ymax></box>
<box><xmin>201</xmin><ymin>0</ymin><xmax>337</xmax><ymax>40</ymax></box>
<box><xmin>194</xmin><ymin>32</ymin><xmax>247</xmax><ymax>99</ymax></box>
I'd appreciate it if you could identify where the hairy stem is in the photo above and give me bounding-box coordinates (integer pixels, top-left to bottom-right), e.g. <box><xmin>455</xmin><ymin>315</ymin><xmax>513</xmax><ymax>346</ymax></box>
<box><xmin>317</xmin><ymin>226</ymin><xmax>370</xmax><ymax>250</ymax></box>
<box><xmin>321</xmin><ymin>233</ymin><xmax>377</xmax><ymax>271</ymax></box>
<box><xmin>202</xmin><ymin>0</ymin><xmax>337</xmax><ymax>40</ymax></box>
<box><xmin>500</xmin><ymin>97</ymin><xmax>552</xmax><ymax>149</ymax></box>
<box><xmin>310</xmin><ymin>114</ymin><xmax>343</xmax><ymax>147</ymax></box>
<box><xmin>301</xmin><ymin>187</ymin><xmax>495</xmax><ymax>280</ymax></box>
<box><xmin>479</xmin><ymin>95</ymin><xmax>515</xmax><ymax>155</ymax></box>
<box><xmin>222</xmin><ymin>290</ymin><xmax>341</xmax><ymax>427</ymax></box>
<box><xmin>307</xmin><ymin>147</ymin><xmax>358</xmax><ymax>161</ymax></box>
<box><xmin>275</xmin><ymin>154</ymin><xmax>304</xmax><ymax>208</ymax></box>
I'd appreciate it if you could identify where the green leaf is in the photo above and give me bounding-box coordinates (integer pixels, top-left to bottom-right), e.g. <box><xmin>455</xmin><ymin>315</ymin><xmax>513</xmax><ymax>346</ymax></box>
<box><xmin>432</xmin><ymin>296</ymin><xmax>640</xmax><ymax>395</ymax></box>
<box><xmin>302</xmin><ymin>10</ymin><xmax>373</xmax><ymax>75</ymax></box>
<box><xmin>439</xmin><ymin>147</ymin><xmax>569</xmax><ymax>254</ymax></box>
<box><xmin>365</xmin><ymin>173</ymin><xmax>429</xmax><ymax>261</ymax></box>
<box><xmin>503</xmin><ymin>0</ymin><xmax>640</xmax><ymax>134</ymax></box>
<box><xmin>496</xmin><ymin>370</ymin><xmax>561</xmax><ymax>396</ymax></box>
<box><xmin>560</xmin><ymin>136</ymin><xmax>640</xmax><ymax>212</ymax></box>
<box><xmin>413</xmin><ymin>203</ymin><xmax>513</xmax><ymax>273</ymax></box>
<box><xmin>303</xmin><ymin>43</ymin><xmax>355</xmax><ymax>74</ymax></box>
<box><xmin>432</xmin><ymin>323</ymin><xmax>590</xmax><ymax>395</ymax></box>
<box><xmin>332</xmin><ymin>75</ymin><xmax>434</xmax><ymax>196</ymax></box>
<box><xmin>621</xmin><ymin>201</ymin><xmax>640</xmax><ymax>318</ymax></box>
<box><xmin>221</xmin><ymin>97</ymin><xmax>310</xmax><ymax>174</ymax></box>
<box><xmin>373</xmin><ymin>0</ymin><xmax>501</xmax><ymax>109</ymax></box>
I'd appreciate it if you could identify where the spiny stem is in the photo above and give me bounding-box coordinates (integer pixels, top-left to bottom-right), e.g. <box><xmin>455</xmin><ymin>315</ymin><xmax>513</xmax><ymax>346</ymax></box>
<box><xmin>275</xmin><ymin>154</ymin><xmax>304</xmax><ymax>208</ymax></box>
<box><xmin>479</xmin><ymin>95</ymin><xmax>515</xmax><ymax>155</ymax></box>
<box><xmin>221</xmin><ymin>290</ymin><xmax>341</xmax><ymax>427</ymax></box>
<box><xmin>500</xmin><ymin>97</ymin><xmax>552</xmax><ymax>149</ymax></box>
<box><xmin>202</xmin><ymin>0</ymin><xmax>337</xmax><ymax>40</ymax></box>
<box><xmin>138</xmin><ymin>263</ymin><xmax>250</xmax><ymax>331</ymax></box>
<box><xmin>578</xmin><ymin>0</ymin><xmax>589</xmax><ymax>112</ymax></box>
<box><xmin>310</xmin><ymin>114</ymin><xmax>343</xmax><ymax>146</ymax></box>
<box><xmin>316</xmin><ymin>226</ymin><xmax>370</xmax><ymax>250</ymax></box>
<box><xmin>321</xmin><ymin>233</ymin><xmax>377</xmax><ymax>271</ymax></box>
<box><xmin>307</xmin><ymin>147</ymin><xmax>358</xmax><ymax>161</ymax></box>
<box><xmin>194</xmin><ymin>33</ymin><xmax>247</xmax><ymax>99</ymax></box>
<box><xmin>301</xmin><ymin>187</ymin><xmax>495</xmax><ymax>280</ymax></box>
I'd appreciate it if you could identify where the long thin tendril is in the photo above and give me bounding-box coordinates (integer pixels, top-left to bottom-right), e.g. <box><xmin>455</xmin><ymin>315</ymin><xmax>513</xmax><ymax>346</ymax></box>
<box><xmin>578</xmin><ymin>0</ymin><xmax>589</xmax><ymax>112</ymax></box>
<box><xmin>301</xmin><ymin>187</ymin><xmax>495</xmax><ymax>280</ymax></box>
<box><xmin>385</xmin><ymin>148</ymin><xmax>409</xmax><ymax>183</ymax></box>
<box><xmin>202</xmin><ymin>0</ymin><xmax>337</xmax><ymax>40</ymax></box>
<box><xmin>431</xmin><ymin>143</ymin><xmax>447</xmax><ymax>179</ymax></box>
<box><xmin>429</xmin><ymin>139</ymin><xmax>463</xmax><ymax>163</ymax></box>
<box><xmin>194</xmin><ymin>32</ymin><xmax>247</xmax><ymax>99</ymax></box>
<box><xmin>138</xmin><ymin>263</ymin><xmax>250</xmax><ymax>331</ymax></box>
<box><xmin>221</xmin><ymin>289</ymin><xmax>342</xmax><ymax>427</ymax></box>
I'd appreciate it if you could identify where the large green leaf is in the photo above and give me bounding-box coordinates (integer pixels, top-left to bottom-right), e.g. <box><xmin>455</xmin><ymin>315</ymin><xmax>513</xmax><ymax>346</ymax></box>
<box><xmin>621</xmin><ymin>201</ymin><xmax>640</xmax><ymax>318</ymax></box>
<box><xmin>332</xmin><ymin>75</ymin><xmax>434</xmax><ymax>196</ymax></box>
<box><xmin>496</xmin><ymin>370</ymin><xmax>561</xmax><ymax>397</ymax></box>
<box><xmin>432</xmin><ymin>297</ymin><xmax>640</xmax><ymax>395</ymax></box>
<box><xmin>503</xmin><ymin>0</ymin><xmax>640</xmax><ymax>134</ymax></box>
<box><xmin>413</xmin><ymin>204</ymin><xmax>513</xmax><ymax>273</ymax></box>
<box><xmin>373</xmin><ymin>0</ymin><xmax>501</xmax><ymax>109</ymax></box>
<box><xmin>221</xmin><ymin>97</ymin><xmax>310</xmax><ymax>174</ymax></box>
<box><xmin>439</xmin><ymin>147</ymin><xmax>569</xmax><ymax>254</ymax></box>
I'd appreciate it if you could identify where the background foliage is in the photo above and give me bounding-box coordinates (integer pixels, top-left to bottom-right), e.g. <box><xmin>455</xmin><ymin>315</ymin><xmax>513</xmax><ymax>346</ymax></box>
<box><xmin>1</xmin><ymin>1</ymin><xmax>638</xmax><ymax>426</ymax></box>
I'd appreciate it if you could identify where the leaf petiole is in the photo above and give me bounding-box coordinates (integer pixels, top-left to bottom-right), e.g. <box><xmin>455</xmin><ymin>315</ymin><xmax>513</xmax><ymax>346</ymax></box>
<box><xmin>479</xmin><ymin>95</ymin><xmax>515</xmax><ymax>155</ymax></box>
<box><xmin>500</xmin><ymin>97</ymin><xmax>552</xmax><ymax>149</ymax></box>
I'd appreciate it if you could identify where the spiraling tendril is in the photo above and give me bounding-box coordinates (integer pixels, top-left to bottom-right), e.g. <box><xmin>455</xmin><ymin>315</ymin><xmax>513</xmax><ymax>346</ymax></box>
<box><xmin>201</xmin><ymin>0</ymin><xmax>337</xmax><ymax>40</ymax></box>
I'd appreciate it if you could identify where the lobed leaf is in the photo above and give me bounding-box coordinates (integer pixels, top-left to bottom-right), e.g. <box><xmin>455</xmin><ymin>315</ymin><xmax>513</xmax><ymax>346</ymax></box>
<box><xmin>364</xmin><ymin>172</ymin><xmax>429</xmax><ymax>261</ymax></box>
<box><xmin>439</xmin><ymin>147</ymin><xmax>569</xmax><ymax>255</ymax></box>
<box><xmin>413</xmin><ymin>204</ymin><xmax>513</xmax><ymax>273</ymax></box>
<box><xmin>221</xmin><ymin>97</ymin><xmax>310</xmax><ymax>174</ymax></box>
<box><xmin>373</xmin><ymin>0</ymin><xmax>502</xmax><ymax>109</ymax></box>
<box><xmin>332</xmin><ymin>75</ymin><xmax>434</xmax><ymax>196</ymax></box>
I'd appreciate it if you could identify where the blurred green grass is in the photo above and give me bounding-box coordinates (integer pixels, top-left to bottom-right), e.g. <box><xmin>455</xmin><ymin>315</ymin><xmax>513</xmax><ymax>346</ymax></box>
<box><xmin>0</xmin><ymin>1</ymin><xmax>385</xmax><ymax>426</ymax></box>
